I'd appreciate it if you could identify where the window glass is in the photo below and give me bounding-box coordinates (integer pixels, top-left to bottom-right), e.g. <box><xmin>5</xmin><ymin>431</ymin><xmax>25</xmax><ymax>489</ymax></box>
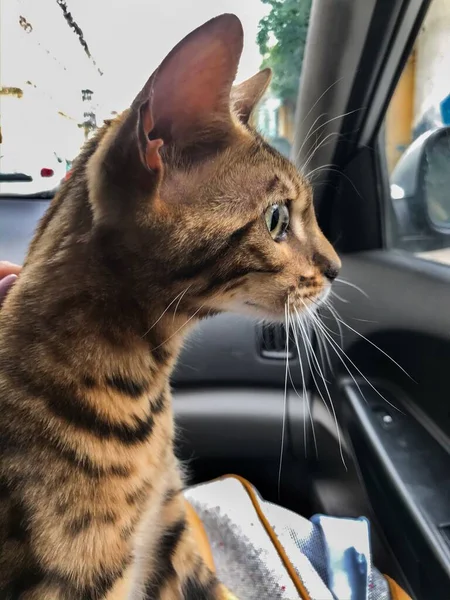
<box><xmin>0</xmin><ymin>0</ymin><xmax>312</xmax><ymax>196</ymax></box>
<box><xmin>385</xmin><ymin>0</ymin><xmax>450</xmax><ymax>265</ymax></box>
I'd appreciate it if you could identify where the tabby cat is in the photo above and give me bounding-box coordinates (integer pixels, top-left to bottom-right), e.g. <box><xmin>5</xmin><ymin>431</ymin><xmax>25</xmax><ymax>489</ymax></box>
<box><xmin>0</xmin><ymin>13</ymin><xmax>340</xmax><ymax>600</ymax></box>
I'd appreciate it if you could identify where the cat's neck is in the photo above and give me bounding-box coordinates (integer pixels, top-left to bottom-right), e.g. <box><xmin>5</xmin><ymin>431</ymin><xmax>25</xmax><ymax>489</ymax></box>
<box><xmin>0</xmin><ymin>257</ymin><xmax>193</xmax><ymax>408</ymax></box>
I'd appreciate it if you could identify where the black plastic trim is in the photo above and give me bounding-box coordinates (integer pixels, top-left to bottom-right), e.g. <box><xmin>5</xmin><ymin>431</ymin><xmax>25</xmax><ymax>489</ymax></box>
<box><xmin>342</xmin><ymin>380</ymin><xmax>450</xmax><ymax>599</ymax></box>
<box><xmin>173</xmin><ymin>388</ymin><xmax>309</xmax><ymax>459</ymax></box>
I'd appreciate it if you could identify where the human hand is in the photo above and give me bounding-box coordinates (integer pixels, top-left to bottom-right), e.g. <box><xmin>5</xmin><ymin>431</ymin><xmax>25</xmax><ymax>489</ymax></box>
<box><xmin>0</xmin><ymin>261</ymin><xmax>21</xmax><ymax>306</ymax></box>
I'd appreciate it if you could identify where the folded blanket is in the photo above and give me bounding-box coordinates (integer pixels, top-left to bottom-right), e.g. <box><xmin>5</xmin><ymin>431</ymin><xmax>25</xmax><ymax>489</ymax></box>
<box><xmin>185</xmin><ymin>475</ymin><xmax>411</xmax><ymax>600</ymax></box>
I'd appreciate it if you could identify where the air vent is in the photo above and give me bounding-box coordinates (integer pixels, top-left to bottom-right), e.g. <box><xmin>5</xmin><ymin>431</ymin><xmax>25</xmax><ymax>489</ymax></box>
<box><xmin>439</xmin><ymin>523</ymin><xmax>450</xmax><ymax>548</ymax></box>
<box><xmin>258</xmin><ymin>323</ymin><xmax>296</xmax><ymax>360</ymax></box>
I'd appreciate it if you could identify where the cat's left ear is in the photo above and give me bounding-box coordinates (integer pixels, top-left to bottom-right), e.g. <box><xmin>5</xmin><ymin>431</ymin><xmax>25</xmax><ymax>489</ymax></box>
<box><xmin>231</xmin><ymin>68</ymin><xmax>272</xmax><ymax>124</ymax></box>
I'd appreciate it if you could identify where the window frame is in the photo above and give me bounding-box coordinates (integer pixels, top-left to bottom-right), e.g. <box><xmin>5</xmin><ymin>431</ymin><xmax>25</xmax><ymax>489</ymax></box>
<box><xmin>293</xmin><ymin>0</ymin><xmax>433</xmax><ymax>255</ymax></box>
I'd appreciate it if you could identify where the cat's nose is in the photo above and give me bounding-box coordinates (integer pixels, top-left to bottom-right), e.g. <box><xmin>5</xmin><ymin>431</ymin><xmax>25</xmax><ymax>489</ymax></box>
<box><xmin>323</xmin><ymin>262</ymin><xmax>340</xmax><ymax>281</ymax></box>
<box><xmin>313</xmin><ymin>253</ymin><xmax>340</xmax><ymax>281</ymax></box>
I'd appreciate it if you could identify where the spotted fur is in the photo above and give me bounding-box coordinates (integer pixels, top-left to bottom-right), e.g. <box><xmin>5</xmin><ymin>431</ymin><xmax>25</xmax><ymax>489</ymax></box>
<box><xmin>0</xmin><ymin>14</ymin><xmax>339</xmax><ymax>600</ymax></box>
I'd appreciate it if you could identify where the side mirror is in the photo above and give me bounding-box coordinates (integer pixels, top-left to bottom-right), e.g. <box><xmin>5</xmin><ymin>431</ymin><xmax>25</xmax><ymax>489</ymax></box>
<box><xmin>420</xmin><ymin>126</ymin><xmax>450</xmax><ymax>231</ymax></box>
<box><xmin>390</xmin><ymin>126</ymin><xmax>450</xmax><ymax>252</ymax></box>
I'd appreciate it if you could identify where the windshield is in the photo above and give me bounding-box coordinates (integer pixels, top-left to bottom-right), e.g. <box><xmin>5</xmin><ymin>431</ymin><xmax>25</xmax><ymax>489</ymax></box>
<box><xmin>0</xmin><ymin>0</ymin><xmax>311</xmax><ymax>197</ymax></box>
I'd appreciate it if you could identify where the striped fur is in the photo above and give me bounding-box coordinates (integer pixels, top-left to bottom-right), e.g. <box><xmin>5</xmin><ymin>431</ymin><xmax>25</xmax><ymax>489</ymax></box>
<box><xmin>0</xmin><ymin>14</ymin><xmax>339</xmax><ymax>600</ymax></box>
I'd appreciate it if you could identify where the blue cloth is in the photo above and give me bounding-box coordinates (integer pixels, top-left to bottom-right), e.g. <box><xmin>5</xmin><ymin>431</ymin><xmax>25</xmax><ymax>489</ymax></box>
<box><xmin>440</xmin><ymin>94</ymin><xmax>450</xmax><ymax>126</ymax></box>
<box><xmin>309</xmin><ymin>515</ymin><xmax>371</xmax><ymax>600</ymax></box>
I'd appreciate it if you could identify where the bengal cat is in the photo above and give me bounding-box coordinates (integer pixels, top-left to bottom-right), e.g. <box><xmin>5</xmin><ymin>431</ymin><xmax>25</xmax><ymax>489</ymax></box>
<box><xmin>0</xmin><ymin>13</ymin><xmax>340</xmax><ymax>600</ymax></box>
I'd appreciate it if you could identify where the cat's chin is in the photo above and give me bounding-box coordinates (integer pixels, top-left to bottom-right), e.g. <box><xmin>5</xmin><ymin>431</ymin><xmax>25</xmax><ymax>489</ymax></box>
<box><xmin>242</xmin><ymin>301</ymin><xmax>286</xmax><ymax>323</ymax></box>
<box><xmin>211</xmin><ymin>285</ymin><xmax>332</xmax><ymax>324</ymax></box>
<box><xmin>228</xmin><ymin>300</ymin><xmax>316</xmax><ymax>324</ymax></box>
<box><xmin>317</xmin><ymin>284</ymin><xmax>332</xmax><ymax>305</ymax></box>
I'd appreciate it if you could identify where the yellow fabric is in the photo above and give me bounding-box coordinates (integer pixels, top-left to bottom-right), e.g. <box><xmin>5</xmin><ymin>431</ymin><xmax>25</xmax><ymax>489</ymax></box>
<box><xmin>385</xmin><ymin>575</ymin><xmax>413</xmax><ymax>600</ymax></box>
<box><xmin>218</xmin><ymin>585</ymin><xmax>239</xmax><ymax>600</ymax></box>
<box><xmin>185</xmin><ymin>499</ymin><xmax>216</xmax><ymax>573</ymax></box>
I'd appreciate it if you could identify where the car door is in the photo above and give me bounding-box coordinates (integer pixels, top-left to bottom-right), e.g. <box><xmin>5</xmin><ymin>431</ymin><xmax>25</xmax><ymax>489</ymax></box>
<box><xmin>294</xmin><ymin>0</ymin><xmax>450</xmax><ymax>598</ymax></box>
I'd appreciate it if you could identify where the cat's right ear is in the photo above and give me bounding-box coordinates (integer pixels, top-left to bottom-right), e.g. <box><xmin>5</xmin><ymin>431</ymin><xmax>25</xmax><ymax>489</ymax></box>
<box><xmin>134</xmin><ymin>14</ymin><xmax>244</xmax><ymax>147</ymax></box>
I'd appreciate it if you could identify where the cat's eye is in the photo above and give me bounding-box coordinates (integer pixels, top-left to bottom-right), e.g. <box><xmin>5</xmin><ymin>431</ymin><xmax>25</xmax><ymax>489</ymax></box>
<box><xmin>265</xmin><ymin>203</ymin><xmax>290</xmax><ymax>242</ymax></box>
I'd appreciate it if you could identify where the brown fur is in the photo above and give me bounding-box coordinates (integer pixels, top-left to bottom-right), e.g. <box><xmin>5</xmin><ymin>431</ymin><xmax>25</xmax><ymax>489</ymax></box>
<box><xmin>0</xmin><ymin>14</ymin><xmax>339</xmax><ymax>600</ymax></box>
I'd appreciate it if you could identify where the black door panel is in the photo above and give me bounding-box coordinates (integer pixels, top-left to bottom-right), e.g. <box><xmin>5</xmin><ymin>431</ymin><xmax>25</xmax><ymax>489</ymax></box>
<box><xmin>342</xmin><ymin>381</ymin><xmax>450</xmax><ymax>599</ymax></box>
<box><xmin>334</xmin><ymin>251</ymin><xmax>450</xmax><ymax>430</ymax></box>
<box><xmin>318</xmin><ymin>250</ymin><xmax>450</xmax><ymax>599</ymax></box>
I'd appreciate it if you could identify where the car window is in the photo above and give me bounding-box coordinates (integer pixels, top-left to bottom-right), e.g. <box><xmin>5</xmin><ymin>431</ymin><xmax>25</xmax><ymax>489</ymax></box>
<box><xmin>384</xmin><ymin>0</ymin><xmax>450</xmax><ymax>266</ymax></box>
<box><xmin>0</xmin><ymin>0</ymin><xmax>312</xmax><ymax>196</ymax></box>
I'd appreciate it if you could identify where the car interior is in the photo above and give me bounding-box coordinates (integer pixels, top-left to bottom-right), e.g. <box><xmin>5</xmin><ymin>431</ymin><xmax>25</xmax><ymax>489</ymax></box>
<box><xmin>1</xmin><ymin>0</ymin><xmax>449</xmax><ymax>598</ymax></box>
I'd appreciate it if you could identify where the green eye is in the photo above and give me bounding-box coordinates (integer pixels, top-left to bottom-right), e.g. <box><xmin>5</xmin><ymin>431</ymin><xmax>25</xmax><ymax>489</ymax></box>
<box><xmin>265</xmin><ymin>203</ymin><xmax>290</xmax><ymax>241</ymax></box>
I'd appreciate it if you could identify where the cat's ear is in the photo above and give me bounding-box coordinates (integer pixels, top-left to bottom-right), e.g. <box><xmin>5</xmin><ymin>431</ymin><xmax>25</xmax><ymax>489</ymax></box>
<box><xmin>137</xmin><ymin>99</ymin><xmax>164</xmax><ymax>172</ymax></box>
<box><xmin>134</xmin><ymin>13</ymin><xmax>244</xmax><ymax>146</ymax></box>
<box><xmin>231</xmin><ymin>69</ymin><xmax>272</xmax><ymax>125</ymax></box>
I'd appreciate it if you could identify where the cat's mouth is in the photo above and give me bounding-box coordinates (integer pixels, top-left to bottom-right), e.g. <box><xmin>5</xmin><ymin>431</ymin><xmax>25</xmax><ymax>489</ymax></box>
<box><xmin>244</xmin><ymin>300</ymin><xmax>266</xmax><ymax>310</ymax></box>
<box><xmin>243</xmin><ymin>284</ymin><xmax>331</xmax><ymax>320</ymax></box>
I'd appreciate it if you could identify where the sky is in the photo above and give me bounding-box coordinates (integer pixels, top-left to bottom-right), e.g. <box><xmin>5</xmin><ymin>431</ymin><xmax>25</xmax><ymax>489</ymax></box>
<box><xmin>1</xmin><ymin>0</ymin><xmax>269</xmax><ymax>160</ymax></box>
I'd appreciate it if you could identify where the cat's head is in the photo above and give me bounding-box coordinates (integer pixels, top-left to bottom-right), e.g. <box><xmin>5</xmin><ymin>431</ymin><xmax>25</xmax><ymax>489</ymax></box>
<box><xmin>86</xmin><ymin>14</ymin><xmax>340</xmax><ymax>324</ymax></box>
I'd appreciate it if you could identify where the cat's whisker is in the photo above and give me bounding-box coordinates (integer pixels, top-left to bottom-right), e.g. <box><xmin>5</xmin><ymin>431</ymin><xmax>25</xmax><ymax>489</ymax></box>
<box><xmin>298</xmin><ymin>310</ymin><xmax>328</xmax><ymax>381</ymax></box>
<box><xmin>313</xmin><ymin>311</ymin><xmax>377</xmax><ymax>411</ymax></box>
<box><xmin>330</xmin><ymin>312</ymin><xmax>414</xmax><ymax>381</ymax></box>
<box><xmin>142</xmin><ymin>286</ymin><xmax>192</xmax><ymax>337</ymax></box>
<box><xmin>277</xmin><ymin>302</ymin><xmax>290</xmax><ymax>500</ymax></box>
<box><xmin>304</xmin><ymin>302</ymin><xmax>403</xmax><ymax>414</ymax></box>
<box><xmin>295</xmin><ymin>112</ymin><xmax>328</xmax><ymax>161</ymax></box>
<box><xmin>297</xmin><ymin>310</ymin><xmax>332</xmax><ymax>386</ymax></box>
<box><xmin>309</xmin><ymin>165</ymin><xmax>365</xmax><ymax>201</ymax></box>
<box><xmin>311</xmin><ymin>316</ymin><xmax>327</xmax><ymax>378</ymax></box>
<box><xmin>295</xmin><ymin>306</ymin><xmax>346</xmax><ymax>468</ymax></box>
<box><xmin>295</xmin><ymin>104</ymin><xmax>360</xmax><ymax>165</ymax></box>
<box><xmin>302</xmin><ymin>132</ymin><xmax>340</xmax><ymax>175</ymax></box>
<box><xmin>307</xmin><ymin>164</ymin><xmax>337</xmax><ymax>182</ymax></box>
<box><xmin>302</xmin><ymin>126</ymin><xmax>363</xmax><ymax>179</ymax></box>
<box><xmin>299</xmin><ymin>107</ymin><xmax>363</xmax><ymax>171</ymax></box>
<box><xmin>322</xmin><ymin>300</ymin><xmax>344</xmax><ymax>347</ymax></box>
<box><xmin>150</xmin><ymin>301</ymin><xmax>209</xmax><ymax>351</ymax></box>
<box><xmin>291</xmin><ymin>311</ymin><xmax>332</xmax><ymax>422</ymax></box>
<box><xmin>334</xmin><ymin>278</ymin><xmax>370</xmax><ymax>299</ymax></box>
<box><xmin>172</xmin><ymin>285</ymin><xmax>192</xmax><ymax>323</ymax></box>
<box><xmin>296</xmin><ymin>76</ymin><xmax>345</xmax><ymax>140</ymax></box>
<box><xmin>290</xmin><ymin>313</ymin><xmax>320</xmax><ymax>458</ymax></box>
<box><xmin>288</xmin><ymin>356</ymin><xmax>318</xmax><ymax>459</ymax></box>
<box><xmin>313</xmin><ymin>314</ymin><xmax>334</xmax><ymax>376</ymax></box>
<box><xmin>305</xmin><ymin>163</ymin><xmax>337</xmax><ymax>181</ymax></box>
<box><xmin>308</xmin><ymin>296</ymin><xmax>343</xmax><ymax>346</ymax></box>
<box><xmin>301</xmin><ymin>131</ymin><xmax>336</xmax><ymax>171</ymax></box>
<box><xmin>329</xmin><ymin>290</ymin><xmax>349</xmax><ymax>304</ymax></box>
<box><xmin>324</xmin><ymin>297</ymin><xmax>403</xmax><ymax>377</ymax></box>
<box><xmin>312</xmin><ymin>307</ymin><xmax>372</xmax><ymax>408</ymax></box>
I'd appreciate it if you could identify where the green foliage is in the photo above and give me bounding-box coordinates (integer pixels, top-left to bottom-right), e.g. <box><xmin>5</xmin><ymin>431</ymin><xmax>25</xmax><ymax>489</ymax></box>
<box><xmin>257</xmin><ymin>0</ymin><xmax>312</xmax><ymax>104</ymax></box>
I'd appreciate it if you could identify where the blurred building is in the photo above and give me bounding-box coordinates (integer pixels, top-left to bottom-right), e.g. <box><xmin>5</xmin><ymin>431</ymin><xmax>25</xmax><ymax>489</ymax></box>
<box><xmin>0</xmin><ymin>0</ymin><xmax>101</xmax><ymax>164</ymax></box>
